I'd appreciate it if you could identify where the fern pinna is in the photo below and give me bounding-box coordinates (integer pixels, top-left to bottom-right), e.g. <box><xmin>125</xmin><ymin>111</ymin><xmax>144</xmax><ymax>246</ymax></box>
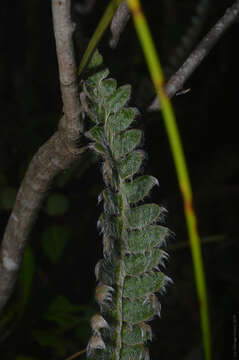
<box><xmin>82</xmin><ymin>51</ymin><xmax>171</xmax><ymax>360</ymax></box>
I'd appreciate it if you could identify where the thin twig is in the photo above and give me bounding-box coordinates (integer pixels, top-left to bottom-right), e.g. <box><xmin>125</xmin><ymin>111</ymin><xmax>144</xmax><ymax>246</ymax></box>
<box><xmin>169</xmin><ymin>234</ymin><xmax>225</xmax><ymax>251</ymax></box>
<box><xmin>0</xmin><ymin>0</ymin><xmax>84</xmax><ymax>312</ymax></box>
<box><xmin>65</xmin><ymin>348</ymin><xmax>86</xmax><ymax>360</ymax></box>
<box><xmin>149</xmin><ymin>0</ymin><xmax>239</xmax><ymax>111</ymax></box>
<box><xmin>109</xmin><ymin>1</ymin><xmax>130</xmax><ymax>48</ymax></box>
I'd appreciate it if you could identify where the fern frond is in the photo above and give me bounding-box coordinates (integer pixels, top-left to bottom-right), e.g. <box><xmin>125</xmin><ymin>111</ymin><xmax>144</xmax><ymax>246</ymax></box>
<box><xmin>83</xmin><ymin>50</ymin><xmax>170</xmax><ymax>360</ymax></box>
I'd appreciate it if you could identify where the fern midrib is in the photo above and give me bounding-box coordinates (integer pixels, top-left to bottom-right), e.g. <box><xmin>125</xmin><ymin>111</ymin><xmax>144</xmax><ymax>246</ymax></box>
<box><xmin>106</xmin><ymin>112</ymin><xmax>127</xmax><ymax>360</ymax></box>
<box><xmin>114</xmin><ymin>248</ymin><xmax>124</xmax><ymax>359</ymax></box>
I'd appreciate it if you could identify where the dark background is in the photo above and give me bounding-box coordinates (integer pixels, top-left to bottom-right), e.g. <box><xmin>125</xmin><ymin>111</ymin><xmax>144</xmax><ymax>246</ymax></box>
<box><xmin>0</xmin><ymin>0</ymin><xmax>239</xmax><ymax>359</ymax></box>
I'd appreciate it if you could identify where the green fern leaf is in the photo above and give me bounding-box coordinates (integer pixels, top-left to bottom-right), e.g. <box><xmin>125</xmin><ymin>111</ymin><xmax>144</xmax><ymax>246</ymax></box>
<box><xmin>108</xmin><ymin>108</ymin><xmax>137</xmax><ymax>133</ymax></box>
<box><xmin>105</xmin><ymin>85</ymin><xmax>131</xmax><ymax>113</ymax></box>
<box><xmin>124</xmin><ymin>175</ymin><xmax>158</xmax><ymax>203</ymax></box>
<box><xmin>125</xmin><ymin>204</ymin><xmax>162</xmax><ymax>229</ymax></box>
<box><xmin>82</xmin><ymin>50</ymin><xmax>171</xmax><ymax>360</ymax></box>
<box><xmin>118</xmin><ymin>150</ymin><xmax>145</xmax><ymax>179</ymax></box>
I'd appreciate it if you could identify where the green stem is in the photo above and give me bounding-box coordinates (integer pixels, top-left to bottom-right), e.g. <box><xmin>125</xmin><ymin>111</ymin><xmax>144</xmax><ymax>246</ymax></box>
<box><xmin>126</xmin><ymin>1</ymin><xmax>211</xmax><ymax>359</ymax></box>
<box><xmin>78</xmin><ymin>0</ymin><xmax>123</xmax><ymax>76</ymax></box>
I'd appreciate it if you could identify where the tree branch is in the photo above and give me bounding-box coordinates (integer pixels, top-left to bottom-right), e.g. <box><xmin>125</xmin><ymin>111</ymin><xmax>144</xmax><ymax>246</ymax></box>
<box><xmin>149</xmin><ymin>0</ymin><xmax>239</xmax><ymax>112</ymax></box>
<box><xmin>0</xmin><ymin>0</ymin><xmax>83</xmax><ymax>312</ymax></box>
<box><xmin>52</xmin><ymin>0</ymin><xmax>83</xmax><ymax>139</ymax></box>
<box><xmin>109</xmin><ymin>1</ymin><xmax>130</xmax><ymax>49</ymax></box>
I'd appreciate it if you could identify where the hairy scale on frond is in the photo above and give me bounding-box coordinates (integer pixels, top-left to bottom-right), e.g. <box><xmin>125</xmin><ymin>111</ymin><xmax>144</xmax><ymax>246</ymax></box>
<box><xmin>82</xmin><ymin>50</ymin><xmax>171</xmax><ymax>360</ymax></box>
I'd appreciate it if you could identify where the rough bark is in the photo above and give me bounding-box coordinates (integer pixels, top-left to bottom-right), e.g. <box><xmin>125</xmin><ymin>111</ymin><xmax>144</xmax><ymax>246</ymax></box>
<box><xmin>0</xmin><ymin>0</ymin><xmax>83</xmax><ymax>312</ymax></box>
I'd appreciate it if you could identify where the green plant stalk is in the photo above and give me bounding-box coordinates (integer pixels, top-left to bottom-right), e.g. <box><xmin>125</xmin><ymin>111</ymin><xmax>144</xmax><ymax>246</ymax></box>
<box><xmin>125</xmin><ymin>0</ymin><xmax>211</xmax><ymax>359</ymax></box>
<box><xmin>78</xmin><ymin>0</ymin><xmax>123</xmax><ymax>76</ymax></box>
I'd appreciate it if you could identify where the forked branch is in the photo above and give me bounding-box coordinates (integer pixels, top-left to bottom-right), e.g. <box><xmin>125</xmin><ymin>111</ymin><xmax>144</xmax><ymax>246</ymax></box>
<box><xmin>0</xmin><ymin>0</ymin><xmax>84</xmax><ymax>312</ymax></box>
